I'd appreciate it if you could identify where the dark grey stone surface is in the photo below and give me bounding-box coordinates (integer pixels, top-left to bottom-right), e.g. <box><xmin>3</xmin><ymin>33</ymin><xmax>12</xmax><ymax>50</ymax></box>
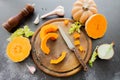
<box><xmin>0</xmin><ymin>0</ymin><xmax>120</xmax><ymax>80</ymax></box>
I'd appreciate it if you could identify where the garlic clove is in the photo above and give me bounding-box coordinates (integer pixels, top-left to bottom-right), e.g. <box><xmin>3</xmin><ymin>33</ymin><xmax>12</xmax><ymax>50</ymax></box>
<box><xmin>26</xmin><ymin>64</ymin><xmax>36</xmax><ymax>74</ymax></box>
<box><xmin>33</xmin><ymin>14</ymin><xmax>40</xmax><ymax>24</ymax></box>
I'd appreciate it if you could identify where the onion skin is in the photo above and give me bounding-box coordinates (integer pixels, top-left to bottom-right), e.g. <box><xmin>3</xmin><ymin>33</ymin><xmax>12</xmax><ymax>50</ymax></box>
<box><xmin>97</xmin><ymin>43</ymin><xmax>114</xmax><ymax>60</ymax></box>
<box><xmin>89</xmin><ymin>43</ymin><xmax>114</xmax><ymax>67</ymax></box>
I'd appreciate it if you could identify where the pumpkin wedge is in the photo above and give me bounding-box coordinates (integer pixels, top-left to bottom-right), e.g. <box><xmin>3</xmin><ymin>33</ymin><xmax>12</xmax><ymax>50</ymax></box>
<box><xmin>40</xmin><ymin>24</ymin><xmax>58</xmax><ymax>40</ymax></box>
<box><xmin>6</xmin><ymin>36</ymin><xmax>31</xmax><ymax>62</ymax></box>
<box><xmin>41</xmin><ymin>33</ymin><xmax>58</xmax><ymax>54</ymax></box>
<box><xmin>50</xmin><ymin>51</ymin><xmax>66</xmax><ymax>64</ymax></box>
<box><xmin>85</xmin><ymin>14</ymin><xmax>107</xmax><ymax>39</ymax></box>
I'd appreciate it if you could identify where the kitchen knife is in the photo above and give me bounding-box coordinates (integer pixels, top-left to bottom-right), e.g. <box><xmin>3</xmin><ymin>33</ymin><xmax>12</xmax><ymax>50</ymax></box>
<box><xmin>58</xmin><ymin>26</ymin><xmax>88</xmax><ymax>71</ymax></box>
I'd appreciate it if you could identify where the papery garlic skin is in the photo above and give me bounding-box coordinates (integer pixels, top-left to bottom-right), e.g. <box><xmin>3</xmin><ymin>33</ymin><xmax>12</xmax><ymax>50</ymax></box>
<box><xmin>26</xmin><ymin>64</ymin><xmax>36</xmax><ymax>74</ymax></box>
<box><xmin>40</xmin><ymin>5</ymin><xmax>64</xmax><ymax>19</ymax></box>
<box><xmin>33</xmin><ymin>14</ymin><xmax>40</xmax><ymax>24</ymax></box>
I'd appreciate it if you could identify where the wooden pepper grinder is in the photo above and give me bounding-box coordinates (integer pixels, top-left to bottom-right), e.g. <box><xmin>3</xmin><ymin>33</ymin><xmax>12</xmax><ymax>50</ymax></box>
<box><xmin>2</xmin><ymin>4</ymin><xmax>34</xmax><ymax>32</ymax></box>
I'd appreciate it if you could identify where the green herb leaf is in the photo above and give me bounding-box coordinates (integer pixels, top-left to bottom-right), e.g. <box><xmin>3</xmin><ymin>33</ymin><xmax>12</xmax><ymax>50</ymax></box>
<box><xmin>7</xmin><ymin>28</ymin><xmax>24</xmax><ymax>41</ymax></box>
<box><xmin>69</xmin><ymin>22</ymin><xmax>82</xmax><ymax>34</ymax></box>
<box><xmin>89</xmin><ymin>46</ymin><xmax>98</xmax><ymax>67</ymax></box>
<box><xmin>25</xmin><ymin>31</ymin><xmax>34</xmax><ymax>38</ymax></box>
<box><xmin>24</xmin><ymin>25</ymin><xmax>34</xmax><ymax>37</ymax></box>
<box><xmin>7</xmin><ymin>25</ymin><xmax>34</xmax><ymax>41</ymax></box>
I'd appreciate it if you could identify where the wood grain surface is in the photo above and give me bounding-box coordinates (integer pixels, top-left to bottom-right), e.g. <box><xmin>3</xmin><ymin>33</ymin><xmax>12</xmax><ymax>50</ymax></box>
<box><xmin>31</xmin><ymin>18</ymin><xmax>92</xmax><ymax>77</ymax></box>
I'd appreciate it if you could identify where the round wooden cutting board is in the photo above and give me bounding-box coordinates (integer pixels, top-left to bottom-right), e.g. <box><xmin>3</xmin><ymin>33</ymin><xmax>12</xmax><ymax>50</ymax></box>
<box><xmin>31</xmin><ymin>18</ymin><xmax>92</xmax><ymax>77</ymax></box>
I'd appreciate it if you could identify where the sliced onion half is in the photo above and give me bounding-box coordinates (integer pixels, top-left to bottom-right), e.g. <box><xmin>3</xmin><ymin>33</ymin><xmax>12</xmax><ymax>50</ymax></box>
<box><xmin>97</xmin><ymin>43</ymin><xmax>114</xmax><ymax>59</ymax></box>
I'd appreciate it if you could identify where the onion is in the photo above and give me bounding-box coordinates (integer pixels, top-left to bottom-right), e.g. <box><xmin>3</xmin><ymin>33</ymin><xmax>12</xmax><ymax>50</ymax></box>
<box><xmin>89</xmin><ymin>42</ymin><xmax>114</xmax><ymax>67</ymax></box>
<box><xmin>97</xmin><ymin>42</ymin><xmax>114</xmax><ymax>59</ymax></box>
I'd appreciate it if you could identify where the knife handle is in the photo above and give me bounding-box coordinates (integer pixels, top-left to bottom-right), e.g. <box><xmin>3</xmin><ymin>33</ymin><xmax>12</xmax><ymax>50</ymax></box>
<box><xmin>73</xmin><ymin>48</ymin><xmax>88</xmax><ymax>71</ymax></box>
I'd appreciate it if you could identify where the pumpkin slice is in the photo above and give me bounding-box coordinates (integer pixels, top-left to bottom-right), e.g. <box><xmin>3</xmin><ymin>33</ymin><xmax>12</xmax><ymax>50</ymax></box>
<box><xmin>85</xmin><ymin>14</ymin><xmax>107</xmax><ymax>39</ymax></box>
<box><xmin>50</xmin><ymin>51</ymin><xmax>66</xmax><ymax>64</ymax></box>
<box><xmin>74</xmin><ymin>40</ymin><xmax>80</xmax><ymax>46</ymax></box>
<box><xmin>73</xmin><ymin>32</ymin><xmax>80</xmax><ymax>39</ymax></box>
<box><xmin>41</xmin><ymin>33</ymin><xmax>58</xmax><ymax>54</ymax></box>
<box><xmin>39</xmin><ymin>24</ymin><xmax>58</xmax><ymax>40</ymax></box>
<box><xmin>78</xmin><ymin>46</ymin><xmax>85</xmax><ymax>52</ymax></box>
<box><xmin>6</xmin><ymin>36</ymin><xmax>31</xmax><ymax>62</ymax></box>
<box><xmin>64</xmin><ymin>19</ymin><xmax>69</xmax><ymax>26</ymax></box>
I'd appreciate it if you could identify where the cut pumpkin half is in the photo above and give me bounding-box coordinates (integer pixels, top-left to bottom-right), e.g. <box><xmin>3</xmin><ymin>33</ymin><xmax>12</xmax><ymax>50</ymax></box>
<box><xmin>85</xmin><ymin>14</ymin><xmax>107</xmax><ymax>39</ymax></box>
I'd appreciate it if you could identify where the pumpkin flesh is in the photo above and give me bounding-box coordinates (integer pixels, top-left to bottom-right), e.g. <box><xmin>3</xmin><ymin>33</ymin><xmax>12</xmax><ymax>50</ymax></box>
<box><xmin>6</xmin><ymin>36</ymin><xmax>31</xmax><ymax>62</ymax></box>
<box><xmin>41</xmin><ymin>33</ymin><xmax>58</xmax><ymax>54</ymax></box>
<box><xmin>50</xmin><ymin>51</ymin><xmax>66</xmax><ymax>64</ymax></box>
<box><xmin>85</xmin><ymin>14</ymin><xmax>107</xmax><ymax>39</ymax></box>
<box><xmin>40</xmin><ymin>24</ymin><xmax>58</xmax><ymax>40</ymax></box>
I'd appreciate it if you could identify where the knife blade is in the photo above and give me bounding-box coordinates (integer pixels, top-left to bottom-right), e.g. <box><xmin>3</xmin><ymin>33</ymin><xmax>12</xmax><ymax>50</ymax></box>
<box><xmin>58</xmin><ymin>26</ymin><xmax>88</xmax><ymax>71</ymax></box>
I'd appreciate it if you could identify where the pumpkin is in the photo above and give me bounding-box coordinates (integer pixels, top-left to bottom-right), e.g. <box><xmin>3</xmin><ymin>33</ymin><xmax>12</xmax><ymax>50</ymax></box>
<box><xmin>72</xmin><ymin>0</ymin><xmax>98</xmax><ymax>23</ymax></box>
<box><xmin>50</xmin><ymin>51</ymin><xmax>66</xmax><ymax>64</ymax></box>
<box><xmin>64</xmin><ymin>19</ymin><xmax>69</xmax><ymax>26</ymax></box>
<box><xmin>73</xmin><ymin>32</ymin><xmax>80</xmax><ymax>39</ymax></box>
<box><xmin>41</xmin><ymin>33</ymin><xmax>58</xmax><ymax>54</ymax></box>
<box><xmin>74</xmin><ymin>40</ymin><xmax>80</xmax><ymax>46</ymax></box>
<box><xmin>85</xmin><ymin>14</ymin><xmax>107</xmax><ymax>39</ymax></box>
<box><xmin>6</xmin><ymin>36</ymin><xmax>31</xmax><ymax>62</ymax></box>
<box><xmin>78</xmin><ymin>46</ymin><xmax>85</xmax><ymax>52</ymax></box>
<box><xmin>39</xmin><ymin>24</ymin><xmax>58</xmax><ymax>40</ymax></box>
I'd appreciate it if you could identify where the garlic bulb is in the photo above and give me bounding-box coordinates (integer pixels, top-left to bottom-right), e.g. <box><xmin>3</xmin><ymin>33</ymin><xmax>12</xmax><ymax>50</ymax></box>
<box><xmin>40</xmin><ymin>5</ymin><xmax>64</xmax><ymax>19</ymax></box>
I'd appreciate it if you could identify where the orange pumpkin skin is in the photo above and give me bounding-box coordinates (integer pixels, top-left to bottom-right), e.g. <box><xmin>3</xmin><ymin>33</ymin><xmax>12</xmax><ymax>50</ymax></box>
<box><xmin>50</xmin><ymin>51</ymin><xmax>66</xmax><ymax>64</ymax></box>
<box><xmin>41</xmin><ymin>33</ymin><xmax>58</xmax><ymax>54</ymax></box>
<box><xmin>85</xmin><ymin>14</ymin><xmax>107</xmax><ymax>39</ymax></box>
<box><xmin>72</xmin><ymin>0</ymin><xmax>97</xmax><ymax>23</ymax></box>
<box><xmin>6</xmin><ymin>36</ymin><xmax>31</xmax><ymax>62</ymax></box>
<box><xmin>40</xmin><ymin>24</ymin><xmax>58</xmax><ymax>40</ymax></box>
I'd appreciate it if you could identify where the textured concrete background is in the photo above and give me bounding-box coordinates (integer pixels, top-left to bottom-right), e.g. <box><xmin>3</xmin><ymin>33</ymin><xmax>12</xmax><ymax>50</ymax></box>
<box><xmin>0</xmin><ymin>0</ymin><xmax>120</xmax><ymax>80</ymax></box>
